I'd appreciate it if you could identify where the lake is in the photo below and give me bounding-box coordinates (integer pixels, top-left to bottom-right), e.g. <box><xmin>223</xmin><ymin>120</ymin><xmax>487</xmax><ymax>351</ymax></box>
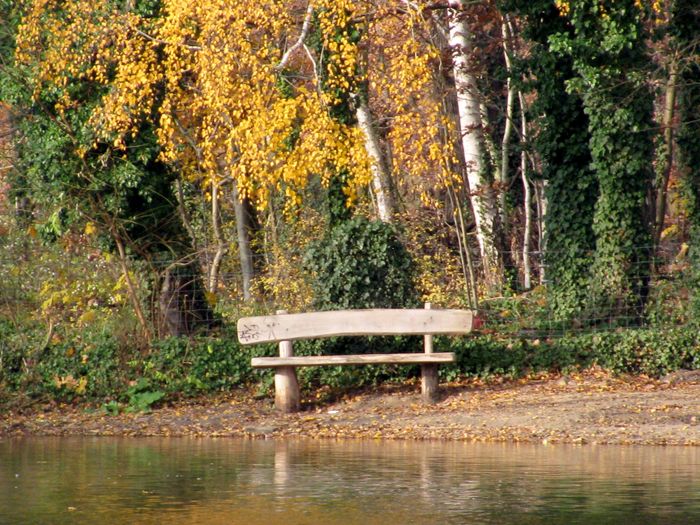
<box><xmin>1</xmin><ymin>438</ymin><xmax>699</xmax><ymax>524</ymax></box>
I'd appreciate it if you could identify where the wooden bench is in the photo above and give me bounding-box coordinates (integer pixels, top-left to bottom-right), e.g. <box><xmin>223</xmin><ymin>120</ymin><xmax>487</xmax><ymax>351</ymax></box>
<box><xmin>236</xmin><ymin>303</ymin><xmax>475</xmax><ymax>412</ymax></box>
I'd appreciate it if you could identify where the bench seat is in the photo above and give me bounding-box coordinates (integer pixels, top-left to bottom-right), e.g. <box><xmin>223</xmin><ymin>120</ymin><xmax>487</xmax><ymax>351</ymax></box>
<box><xmin>251</xmin><ymin>352</ymin><xmax>455</xmax><ymax>368</ymax></box>
<box><xmin>237</xmin><ymin>304</ymin><xmax>475</xmax><ymax>412</ymax></box>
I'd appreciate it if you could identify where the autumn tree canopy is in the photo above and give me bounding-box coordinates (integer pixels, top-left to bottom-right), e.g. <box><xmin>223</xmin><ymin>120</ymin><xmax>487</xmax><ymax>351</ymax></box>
<box><xmin>2</xmin><ymin>0</ymin><xmax>700</xmax><ymax>327</ymax></box>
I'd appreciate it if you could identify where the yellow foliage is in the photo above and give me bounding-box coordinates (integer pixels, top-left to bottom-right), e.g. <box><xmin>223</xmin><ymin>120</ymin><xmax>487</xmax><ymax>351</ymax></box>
<box><xmin>660</xmin><ymin>224</ymin><xmax>679</xmax><ymax>240</ymax></box>
<box><xmin>16</xmin><ymin>0</ymin><xmax>372</xmax><ymax>211</ymax></box>
<box><xmin>401</xmin><ymin>209</ymin><xmax>470</xmax><ymax>308</ymax></box>
<box><xmin>84</xmin><ymin>222</ymin><xmax>97</xmax><ymax>236</ymax></box>
<box><xmin>151</xmin><ymin>0</ymin><xmax>372</xmax><ymax>210</ymax></box>
<box><xmin>17</xmin><ymin>0</ymin><xmax>469</xmax><ymax>239</ymax></box>
<box><xmin>251</xmin><ymin>206</ymin><xmax>323</xmax><ymax>311</ymax></box>
<box><xmin>77</xmin><ymin>309</ymin><xmax>97</xmax><ymax>325</ymax></box>
<box><xmin>554</xmin><ymin>1</ymin><xmax>570</xmax><ymax>17</ymax></box>
<box><xmin>204</xmin><ymin>291</ymin><xmax>218</xmax><ymax>307</ymax></box>
<box><xmin>367</xmin><ymin>6</ymin><xmax>463</xmax><ymax>203</ymax></box>
<box><xmin>53</xmin><ymin>374</ymin><xmax>87</xmax><ymax>395</ymax></box>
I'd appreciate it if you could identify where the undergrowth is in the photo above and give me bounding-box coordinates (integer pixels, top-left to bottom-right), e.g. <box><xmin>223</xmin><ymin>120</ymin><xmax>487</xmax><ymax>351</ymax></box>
<box><xmin>3</xmin><ymin>315</ymin><xmax>700</xmax><ymax>408</ymax></box>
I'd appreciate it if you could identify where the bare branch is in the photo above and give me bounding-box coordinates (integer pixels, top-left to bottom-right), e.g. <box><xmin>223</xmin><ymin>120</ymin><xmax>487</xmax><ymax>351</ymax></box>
<box><xmin>303</xmin><ymin>43</ymin><xmax>321</xmax><ymax>92</ymax></box>
<box><xmin>276</xmin><ymin>1</ymin><xmax>315</xmax><ymax>72</ymax></box>
<box><xmin>132</xmin><ymin>26</ymin><xmax>201</xmax><ymax>51</ymax></box>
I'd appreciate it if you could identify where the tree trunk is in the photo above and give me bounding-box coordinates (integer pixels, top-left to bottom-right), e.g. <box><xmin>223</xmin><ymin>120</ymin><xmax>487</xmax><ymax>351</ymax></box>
<box><xmin>175</xmin><ymin>177</ymin><xmax>199</xmax><ymax>257</ymax></box>
<box><xmin>518</xmin><ymin>91</ymin><xmax>532</xmax><ymax>290</ymax></box>
<box><xmin>447</xmin><ymin>1</ymin><xmax>501</xmax><ymax>284</ymax></box>
<box><xmin>354</xmin><ymin>94</ymin><xmax>396</xmax><ymax>223</ymax></box>
<box><xmin>158</xmin><ymin>260</ymin><xmax>215</xmax><ymax>337</ymax></box>
<box><xmin>479</xmin><ymin>102</ymin><xmax>502</xmax><ymax>204</ymax></box>
<box><xmin>232</xmin><ymin>182</ymin><xmax>257</xmax><ymax>301</ymax></box>
<box><xmin>208</xmin><ymin>179</ymin><xmax>228</xmax><ymax>294</ymax></box>
<box><xmin>535</xmin><ymin>179</ymin><xmax>547</xmax><ymax>284</ymax></box>
<box><xmin>500</xmin><ymin>17</ymin><xmax>516</xmax><ymax>237</ymax></box>
<box><xmin>112</xmin><ymin>231</ymin><xmax>151</xmax><ymax>341</ymax></box>
<box><xmin>653</xmin><ymin>59</ymin><xmax>678</xmax><ymax>254</ymax></box>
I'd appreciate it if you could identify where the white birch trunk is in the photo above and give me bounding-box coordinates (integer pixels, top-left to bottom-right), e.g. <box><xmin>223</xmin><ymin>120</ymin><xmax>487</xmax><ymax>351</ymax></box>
<box><xmin>208</xmin><ymin>180</ymin><xmax>228</xmax><ymax>294</ymax></box>
<box><xmin>448</xmin><ymin>1</ymin><xmax>499</xmax><ymax>279</ymax></box>
<box><xmin>536</xmin><ymin>179</ymin><xmax>547</xmax><ymax>285</ymax></box>
<box><xmin>500</xmin><ymin>18</ymin><xmax>516</xmax><ymax>234</ymax></box>
<box><xmin>355</xmin><ymin>95</ymin><xmax>395</xmax><ymax>223</ymax></box>
<box><xmin>518</xmin><ymin>91</ymin><xmax>532</xmax><ymax>290</ymax></box>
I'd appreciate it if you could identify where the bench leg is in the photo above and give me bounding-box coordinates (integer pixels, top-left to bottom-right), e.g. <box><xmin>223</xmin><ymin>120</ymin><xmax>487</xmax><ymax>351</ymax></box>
<box><xmin>421</xmin><ymin>364</ymin><xmax>438</xmax><ymax>403</ymax></box>
<box><xmin>274</xmin><ymin>331</ymin><xmax>300</xmax><ymax>413</ymax></box>
<box><xmin>275</xmin><ymin>366</ymin><xmax>300</xmax><ymax>413</ymax></box>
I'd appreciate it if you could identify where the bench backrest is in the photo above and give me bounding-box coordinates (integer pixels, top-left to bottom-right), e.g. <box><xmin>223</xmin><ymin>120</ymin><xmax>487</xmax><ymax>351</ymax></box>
<box><xmin>237</xmin><ymin>308</ymin><xmax>474</xmax><ymax>345</ymax></box>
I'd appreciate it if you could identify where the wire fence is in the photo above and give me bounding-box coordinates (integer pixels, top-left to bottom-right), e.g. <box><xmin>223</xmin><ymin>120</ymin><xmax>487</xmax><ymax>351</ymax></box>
<box><xmin>478</xmin><ymin>244</ymin><xmax>693</xmax><ymax>336</ymax></box>
<box><xmin>0</xmin><ymin>242</ymin><xmax>695</xmax><ymax>340</ymax></box>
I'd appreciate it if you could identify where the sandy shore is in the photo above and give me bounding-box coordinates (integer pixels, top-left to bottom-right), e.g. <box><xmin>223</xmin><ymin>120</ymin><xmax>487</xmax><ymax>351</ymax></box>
<box><xmin>3</xmin><ymin>368</ymin><xmax>700</xmax><ymax>445</ymax></box>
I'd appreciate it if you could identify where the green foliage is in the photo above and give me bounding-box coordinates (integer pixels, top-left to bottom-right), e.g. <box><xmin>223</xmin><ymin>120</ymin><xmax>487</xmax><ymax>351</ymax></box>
<box><xmin>0</xmin><ymin>319</ymin><xmax>257</xmax><ymax>403</ymax></box>
<box><xmin>4</xmin><ymin>307</ymin><xmax>700</xmax><ymax>406</ymax></box>
<box><xmin>586</xmin><ymin>328</ymin><xmax>700</xmax><ymax>377</ymax></box>
<box><xmin>644</xmin><ymin>273</ymin><xmax>694</xmax><ymax>326</ymax></box>
<box><xmin>446</xmin><ymin>326</ymin><xmax>700</xmax><ymax>380</ymax></box>
<box><xmin>326</xmin><ymin>173</ymin><xmax>352</xmax><ymax>227</ymax></box>
<box><xmin>672</xmin><ymin>2</ymin><xmax>700</xmax><ymax>320</ymax></box>
<box><xmin>0</xmin><ymin>319</ymin><xmax>40</xmax><ymax>395</ymax></box>
<box><xmin>506</xmin><ymin>0</ymin><xmax>597</xmax><ymax>320</ymax></box>
<box><xmin>548</xmin><ymin>0</ymin><xmax>655</xmax><ymax>320</ymax></box>
<box><xmin>36</xmin><ymin>331</ymin><xmax>124</xmax><ymax>401</ymax></box>
<box><xmin>509</xmin><ymin>0</ymin><xmax>657</xmax><ymax>322</ymax></box>
<box><xmin>444</xmin><ymin>334</ymin><xmax>583</xmax><ymax>379</ymax></box>
<box><xmin>0</xmin><ymin>1</ymin><xmax>20</xmax><ymax>61</ymax></box>
<box><xmin>304</xmin><ymin>215</ymin><xmax>418</xmax><ymax>310</ymax></box>
<box><xmin>101</xmin><ymin>379</ymin><xmax>164</xmax><ymax>414</ymax></box>
<box><xmin>2</xmin><ymin>321</ymin><xmax>129</xmax><ymax>402</ymax></box>
<box><xmin>140</xmin><ymin>329</ymin><xmax>257</xmax><ymax>396</ymax></box>
<box><xmin>101</xmin><ymin>400</ymin><xmax>120</xmax><ymax>415</ymax></box>
<box><xmin>298</xmin><ymin>215</ymin><xmax>420</xmax><ymax>386</ymax></box>
<box><xmin>1</xmin><ymin>2</ymin><xmax>214</xmax><ymax>337</ymax></box>
<box><xmin>123</xmin><ymin>379</ymin><xmax>164</xmax><ymax>413</ymax></box>
<box><xmin>290</xmin><ymin>337</ymin><xmax>420</xmax><ymax>391</ymax></box>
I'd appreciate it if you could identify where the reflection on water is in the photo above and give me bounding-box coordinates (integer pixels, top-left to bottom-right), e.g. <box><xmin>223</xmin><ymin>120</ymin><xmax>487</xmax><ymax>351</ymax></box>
<box><xmin>1</xmin><ymin>437</ymin><xmax>700</xmax><ymax>524</ymax></box>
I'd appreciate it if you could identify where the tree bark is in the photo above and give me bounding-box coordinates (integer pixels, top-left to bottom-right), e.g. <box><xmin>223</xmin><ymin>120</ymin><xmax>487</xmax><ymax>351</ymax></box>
<box><xmin>479</xmin><ymin>101</ymin><xmax>503</xmax><ymax>201</ymax></box>
<box><xmin>354</xmin><ymin>94</ymin><xmax>396</xmax><ymax>223</ymax></box>
<box><xmin>158</xmin><ymin>260</ymin><xmax>215</xmax><ymax>337</ymax></box>
<box><xmin>175</xmin><ymin>177</ymin><xmax>199</xmax><ymax>257</ymax></box>
<box><xmin>232</xmin><ymin>183</ymin><xmax>257</xmax><ymax>301</ymax></box>
<box><xmin>518</xmin><ymin>91</ymin><xmax>532</xmax><ymax>290</ymax></box>
<box><xmin>112</xmin><ymin>231</ymin><xmax>151</xmax><ymax>341</ymax></box>
<box><xmin>208</xmin><ymin>179</ymin><xmax>228</xmax><ymax>294</ymax></box>
<box><xmin>500</xmin><ymin>17</ymin><xmax>516</xmax><ymax>236</ymax></box>
<box><xmin>447</xmin><ymin>1</ymin><xmax>500</xmax><ymax>284</ymax></box>
<box><xmin>535</xmin><ymin>179</ymin><xmax>547</xmax><ymax>284</ymax></box>
<box><xmin>653</xmin><ymin>59</ymin><xmax>678</xmax><ymax>253</ymax></box>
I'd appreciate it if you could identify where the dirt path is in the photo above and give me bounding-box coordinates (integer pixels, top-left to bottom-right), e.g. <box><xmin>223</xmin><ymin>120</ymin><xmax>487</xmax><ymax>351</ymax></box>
<box><xmin>3</xmin><ymin>368</ymin><xmax>700</xmax><ymax>445</ymax></box>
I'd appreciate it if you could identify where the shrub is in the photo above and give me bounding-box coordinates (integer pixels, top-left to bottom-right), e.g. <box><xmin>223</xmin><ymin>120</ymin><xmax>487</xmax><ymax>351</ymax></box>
<box><xmin>304</xmin><ymin>216</ymin><xmax>418</xmax><ymax>310</ymax></box>
<box><xmin>141</xmin><ymin>328</ymin><xmax>258</xmax><ymax>396</ymax></box>
<box><xmin>445</xmin><ymin>326</ymin><xmax>700</xmax><ymax>380</ymax></box>
<box><xmin>35</xmin><ymin>331</ymin><xmax>125</xmax><ymax>400</ymax></box>
<box><xmin>297</xmin><ymin>216</ymin><xmax>421</xmax><ymax>384</ymax></box>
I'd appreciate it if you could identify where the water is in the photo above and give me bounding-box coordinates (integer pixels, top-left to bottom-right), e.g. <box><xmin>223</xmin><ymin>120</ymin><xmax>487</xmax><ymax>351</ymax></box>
<box><xmin>1</xmin><ymin>438</ymin><xmax>700</xmax><ymax>524</ymax></box>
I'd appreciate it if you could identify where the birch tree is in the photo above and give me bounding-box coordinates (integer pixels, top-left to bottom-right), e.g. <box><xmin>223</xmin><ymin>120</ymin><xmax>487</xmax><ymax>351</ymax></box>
<box><xmin>447</xmin><ymin>0</ymin><xmax>501</xmax><ymax>284</ymax></box>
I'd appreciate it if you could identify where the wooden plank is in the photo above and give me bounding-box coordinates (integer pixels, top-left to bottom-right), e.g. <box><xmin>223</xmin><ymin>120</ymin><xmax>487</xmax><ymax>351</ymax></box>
<box><xmin>237</xmin><ymin>309</ymin><xmax>473</xmax><ymax>345</ymax></box>
<box><xmin>421</xmin><ymin>364</ymin><xmax>439</xmax><ymax>403</ymax></box>
<box><xmin>275</xmin><ymin>366</ymin><xmax>299</xmax><ymax>412</ymax></box>
<box><xmin>251</xmin><ymin>352</ymin><xmax>455</xmax><ymax>368</ymax></box>
<box><xmin>274</xmin><ymin>313</ymin><xmax>300</xmax><ymax>412</ymax></box>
